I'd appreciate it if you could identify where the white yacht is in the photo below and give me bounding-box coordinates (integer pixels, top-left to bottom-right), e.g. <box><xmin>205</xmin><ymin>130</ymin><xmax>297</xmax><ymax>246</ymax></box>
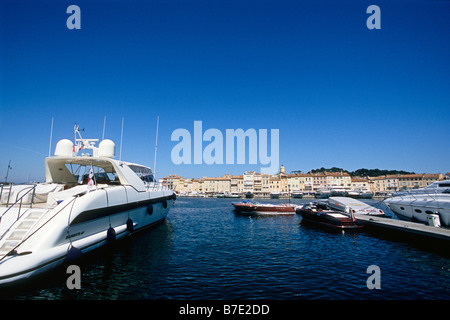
<box><xmin>329</xmin><ymin>185</ymin><xmax>350</xmax><ymax>197</ymax></box>
<box><xmin>315</xmin><ymin>188</ymin><xmax>332</xmax><ymax>199</ymax></box>
<box><xmin>347</xmin><ymin>188</ymin><xmax>374</xmax><ymax>199</ymax></box>
<box><xmin>384</xmin><ymin>193</ymin><xmax>450</xmax><ymax>228</ymax></box>
<box><xmin>0</xmin><ymin>128</ymin><xmax>175</xmax><ymax>285</ymax></box>
<box><xmin>393</xmin><ymin>180</ymin><xmax>450</xmax><ymax>196</ymax></box>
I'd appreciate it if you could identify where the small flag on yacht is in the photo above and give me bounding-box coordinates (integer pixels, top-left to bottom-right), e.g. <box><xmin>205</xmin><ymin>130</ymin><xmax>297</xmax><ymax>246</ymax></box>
<box><xmin>87</xmin><ymin>166</ymin><xmax>94</xmax><ymax>190</ymax></box>
<box><xmin>72</xmin><ymin>144</ymin><xmax>80</xmax><ymax>155</ymax></box>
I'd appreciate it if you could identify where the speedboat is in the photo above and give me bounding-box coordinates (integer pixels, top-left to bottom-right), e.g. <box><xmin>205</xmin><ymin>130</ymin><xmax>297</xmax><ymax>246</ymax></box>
<box><xmin>384</xmin><ymin>193</ymin><xmax>450</xmax><ymax>227</ymax></box>
<box><xmin>296</xmin><ymin>202</ymin><xmax>362</xmax><ymax>230</ymax></box>
<box><xmin>270</xmin><ymin>192</ymin><xmax>280</xmax><ymax>199</ymax></box>
<box><xmin>0</xmin><ymin>127</ymin><xmax>176</xmax><ymax>286</ymax></box>
<box><xmin>347</xmin><ymin>188</ymin><xmax>374</xmax><ymax>199</ymax></box>
<box><xmin>291</xmin><ymin>191</ymin><xmax>303</xmax><ymax>199</ymax></box>
<box><xmin>315</xmin><ymin>188</ymin><xmax>331</xmax><ymax>199</ymax></box>
<box><xmin>232</xmin><ymin>200</ymin><xmax>295</xmax><ymax>215</ymax></box>
<box><xmin>327</xmin><ymin>197</ymin><xmax>385</xmax><ymax>217</ymax></box>
<box><xmin>330</xmin><ymin>185</ymin><xmax>350</xmax><ymax>197</ymax></box>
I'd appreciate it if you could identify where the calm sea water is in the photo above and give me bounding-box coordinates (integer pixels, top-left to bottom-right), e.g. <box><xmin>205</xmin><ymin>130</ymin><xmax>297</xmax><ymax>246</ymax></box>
<box><xmin>2</xmin><ymin>197</ymin><xmax>450</xmax><ymax>300</ymax></box>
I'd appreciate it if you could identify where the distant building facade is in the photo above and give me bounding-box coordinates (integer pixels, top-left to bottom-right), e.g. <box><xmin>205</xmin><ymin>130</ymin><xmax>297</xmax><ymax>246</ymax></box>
<box><xmin>159</xmin><ymin>167</ymin><xmax>446</xmax><ymax>196</ymax></box>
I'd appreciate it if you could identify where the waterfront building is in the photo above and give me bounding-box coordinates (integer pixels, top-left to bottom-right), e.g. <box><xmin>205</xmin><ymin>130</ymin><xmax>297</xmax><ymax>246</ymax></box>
<box><xmin>370</xmin><ymin>173</ymin><xmax>443</xmax><ymax>193</ymax></box>
<box><xmin>261</xmin><ymin>174</ymin><xmax>270</xmax><ymax>195</ymax></box>
<box><xmin>397</xmin><ymin>173</ymin><xmax>443</xmax><ymax>190</ymax></box>
<box><xmin>230</xmin><ymin>175</ymin><xmax>243</xmax><ymax>194</ymax></box>
<box><xmin>202</xmin><ymin>176</ymin><xmax>231</xmax><ymax>195</ymax></box>
<box><xmin>311</xmin><ymin>173</ymin><xmax>327</xmax><ymax>191</ymax></box>
<box><xmin>160</xmin><ymin>174</ymin><xmax>184</xmax><ymax>192</ymax></box>
<box><xmin>350</xmin><ymin>177</ymin><xmax>372</xmax><ymax>190</ymax></box>
<box><xmin>159</xmin><ymin>168</ymin><xmax>446</xmax><ymax>196</ymax></box>
<box><xmin>254</xmin><ymin>173</ymin><xmax>262</xmax><ymax>195</ymax></box>
<box><xmin>243</xmin><ymin>171</ymin><xmax>255</xmax><ymax>193</ymax></box>
<box><xmin>325</xmin><ymin>172</ymin><xmax>352</xmax><ymax>188</ymax></box>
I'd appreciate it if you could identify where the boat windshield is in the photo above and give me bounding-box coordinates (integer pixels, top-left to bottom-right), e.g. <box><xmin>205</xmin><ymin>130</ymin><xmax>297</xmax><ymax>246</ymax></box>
<box><xmin>438</xmin><ymin>182</ymin><xmax>450</xmax><ymax>187</ymax></box>
<box><xmin>128</xmin><ymin>165</ymin><xmax>154</xmax><ymax>183</ymax></box>
<box><xmin>65</xmin><ymin>163</ymin><xmax>120</xmax><ymax>185</ymax></box>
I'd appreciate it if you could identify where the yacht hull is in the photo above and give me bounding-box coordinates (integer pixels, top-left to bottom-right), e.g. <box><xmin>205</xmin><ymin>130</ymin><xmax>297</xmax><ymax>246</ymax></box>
<box><xmin>385</xmin><ymin>195</ymin><xmax>450</xmax><ymax>227</ymax></box>
<box><xmin>0</xmin><ymin>190</ymin><xmax>175</xmax><ymax>286</ymax></box>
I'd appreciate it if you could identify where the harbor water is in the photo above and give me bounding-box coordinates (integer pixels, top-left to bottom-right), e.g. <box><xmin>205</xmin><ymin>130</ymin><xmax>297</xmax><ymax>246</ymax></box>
<box><xmin>2</xmin><ymin>198</ymin><xmax>449</xmax><ymax>300</ymax></box>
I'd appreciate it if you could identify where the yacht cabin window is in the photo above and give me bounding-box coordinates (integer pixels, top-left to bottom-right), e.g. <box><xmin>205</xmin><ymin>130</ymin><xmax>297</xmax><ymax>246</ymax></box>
<box><xmin>128</xmin><ymin>165</ymin><xmax>154</xmax><ymax>183</ymax></box>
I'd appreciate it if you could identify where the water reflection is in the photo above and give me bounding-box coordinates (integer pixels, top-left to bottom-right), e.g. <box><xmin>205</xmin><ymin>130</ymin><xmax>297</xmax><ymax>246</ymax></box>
<box><xmin>2</xmin><ymin>198</ymin><xmax>449</xmax><ymax>300</ymax></box>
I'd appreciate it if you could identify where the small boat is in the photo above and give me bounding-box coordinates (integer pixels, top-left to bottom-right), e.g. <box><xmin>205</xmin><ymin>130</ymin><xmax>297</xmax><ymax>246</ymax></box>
<box><xmin>228</xmin><ymin>193</ymin><xmax>241</xmax><ymax>198</ymax></box>
<box><xmin>330</xmin><ymin>185</ymin><xmax>350</xmax><ymax>197</ymax></box>
<box><xmin>327</xmin><ymin>197</ymin><xmax>385</xmax><ymax>217</ymax></box>
<box><xmin>270</xmin><ymin>192</ymin><xmax>280</xmax><ymax>199</ymax></box>
<box><xmin>245</xmin><ymin>191</ymin><xmax>254</xmax><ymax>199</ymax></box>
<box><xmin>296</xmin><ymin>202</ymin><xmax>362</xmax><ymax>230</ymax></box>
<box><xmin>232</xmin><ymin>200</ymin><xmax>295</xmax><ymax>215</ymax></box>
<box><xmin>347</xmin><ymin>188</ymin><xmax>374</xmax><ymax>199</ymax></box>
<box><xmin>291</xmin><ymin>191</ymin><xmax>303</xmax><ymax>199</ymax></box>
<box><xmin>217</xmin><ymin>192</ymin><xmax>240</xmax><ymax>198</ymax></box>
<box><xmin>315</xmin><ymin>188</ymin><xmax>331</xmax><ymax>199</ymax></box>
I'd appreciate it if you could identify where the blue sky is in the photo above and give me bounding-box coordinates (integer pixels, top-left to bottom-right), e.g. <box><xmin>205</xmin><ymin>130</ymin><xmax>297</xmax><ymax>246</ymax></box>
<box><xmin>1</xmin><ymin>0</ymin><xmax>449</xmax><ymax>182</ymax></box>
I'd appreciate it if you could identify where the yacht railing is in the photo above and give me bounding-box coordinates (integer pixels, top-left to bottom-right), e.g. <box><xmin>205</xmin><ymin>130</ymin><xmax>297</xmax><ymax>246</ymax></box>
<box><xmin>0</xmin><ymin>183</ymin><xmax>14</xmax><ymax>207</ymax></box>
<box><xmin>145</xmin><ymin>181</ymin><xmax>170</xmax><ymax>191</ymax></box>
<box><xmin>0</xmin><ymin>184</ymin><xmax>37</xmax><ymax>241</ymax></box>
<box><xmin>0</xmin><ymin>195</ymin><xmax>78</xmax><ymax>261</ymax></box>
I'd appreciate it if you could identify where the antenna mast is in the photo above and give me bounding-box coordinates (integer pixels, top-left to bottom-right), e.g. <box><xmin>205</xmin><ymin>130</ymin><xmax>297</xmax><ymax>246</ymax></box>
<box><xmin>102</xmin><ymin>116</ymin><xmax>106</xmax><ymax>140</ymax></box>
<box><xmin>4</xmin><ymin>160</ymin><xmax>12</xmax><ymax>183</ymax></box>
<box><xmin>153</xmin><ymin>116</ymin><xmax>159</xmax><ymax>177</ymax></box>
<box><xmin>48</xmin><ymin>117</ymin><xmax>54</xmax><ymax>157</ymax></box>
<box><xmin>119</xmin><ymin>117</ymin><xmax>124</xmax><ymax>161</ymax></box>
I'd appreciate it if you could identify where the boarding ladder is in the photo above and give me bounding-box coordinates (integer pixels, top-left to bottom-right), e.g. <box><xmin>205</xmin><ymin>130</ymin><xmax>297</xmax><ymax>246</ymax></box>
<box><xmin>0</xmin><ymin>185</ymin><xmax>50</xmax><ymax>259</ymax></box>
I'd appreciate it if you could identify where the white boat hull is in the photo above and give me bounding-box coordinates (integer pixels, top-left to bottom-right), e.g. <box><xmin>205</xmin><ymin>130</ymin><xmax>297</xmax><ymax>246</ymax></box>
<box><xmin>384</xmin><ymin>194</ymin><xmax>450</xmax><ymax>227</ymax></box>
<box><xmin>0</xmin><ymin>187</ymin><xmax>175</xmax><ymax>286</ymax></box>
<box><xmin>327</xmin><ymin>197</ymin><xmax>385</xmax><ymax>216</ymax></box>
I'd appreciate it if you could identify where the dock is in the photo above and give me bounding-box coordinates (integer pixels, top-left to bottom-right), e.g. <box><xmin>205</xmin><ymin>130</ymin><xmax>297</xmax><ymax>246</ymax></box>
<box><xmin>356</xmin><ymin>215</ymin><xmax>450</xmax><ymax>243</ymax></box>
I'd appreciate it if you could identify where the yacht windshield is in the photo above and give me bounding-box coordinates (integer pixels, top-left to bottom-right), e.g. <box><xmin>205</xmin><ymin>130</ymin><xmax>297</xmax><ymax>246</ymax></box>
<box><xmin>65</xmin><ymin>163</ymin><xmax>120</xmax><ymax>185</ymax></box>
<box><xmin>128</xmin><ymin>165</ymin><xmax>154</xmax><ymax>183</ymax></box>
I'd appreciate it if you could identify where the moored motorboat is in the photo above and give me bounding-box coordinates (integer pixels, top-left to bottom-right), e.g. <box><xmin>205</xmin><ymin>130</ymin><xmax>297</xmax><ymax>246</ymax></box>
<box><xmin>291</xmin><ymin>191</ymin><xmax>303</xmax><ymax>199</ymax></box>
<box><xmin>330</xmin><ymin>185</ymin><xmax>350</xmax><ymax>197</ymax></box>
<box><xmin>296</xmin><ymin>202</ymin><xmax>362</xmax><ymax>230</ymax></box>
<box><xmin>384</xmin><ymin>193</ymin><xmax>450</xmax><ymax>227</ymax></box>
<box><xmin>315</xmin><ymin>188</ymin><xmax>331</xmax><ymax>199</ymax></box>
<box><xmin>327</xmin><ymin>197</ymin><xmax>385</xmax><ymax>217</ymax></box>
<box><xmin>393</xmin><ymin>180</ymin><xmax>450</xmax><ymax>197</ymax></box>
<box><xmin>270</xmin><ymin>192</ymin><xmax>280</xmax><ymax>199</ymax></box>
<box><xmin>347</xmin><ymin>188</ymin><xmax>374</xmax><ymax>199</ymax></box>
<box><xmin>0</xmin><ymin>126</ymin><xmax>176</xmax><ymax>286</ymax></box>
<box><xmin>232</xmin><ymin>200</ymin><xmax>295</xmax><ymax>215</ymax></box>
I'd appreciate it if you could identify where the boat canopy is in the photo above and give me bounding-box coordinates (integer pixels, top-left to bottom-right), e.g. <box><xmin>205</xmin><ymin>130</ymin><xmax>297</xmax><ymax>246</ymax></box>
<box><xmin>44</xmin><ymin>157</ymin><xmax>149</xmax><ymax>192</ymax></box>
